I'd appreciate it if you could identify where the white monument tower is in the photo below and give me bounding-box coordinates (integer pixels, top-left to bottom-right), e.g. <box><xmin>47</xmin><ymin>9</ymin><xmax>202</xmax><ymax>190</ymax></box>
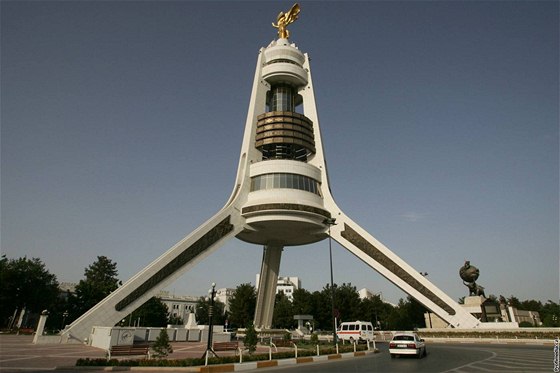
<box><xmin>63</xmin><ymin>4</ymin><xmax>482</xmax><ymax>343</ymax></box>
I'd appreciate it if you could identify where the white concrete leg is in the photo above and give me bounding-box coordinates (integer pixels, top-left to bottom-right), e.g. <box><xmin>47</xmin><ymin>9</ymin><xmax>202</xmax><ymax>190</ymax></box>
<box><xmin>254</xmin><ymin>244</ymin><xmax>283</xmax><ymax>329</ymax></box>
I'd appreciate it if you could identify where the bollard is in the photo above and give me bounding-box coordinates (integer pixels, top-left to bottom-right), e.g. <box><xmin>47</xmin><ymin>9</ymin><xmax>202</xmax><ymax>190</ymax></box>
<box><xmin>316</xmin><ymin>344</ymin><xmax>320</xmax><ymax>356</ymax></box>
<box><xmin>336</xmin><ymin>343</ymin><xmax>339</xmax><ymax>354</ymax></box>
<box><xmin>293</xmin><ymin>342</ymin><xmax>298</xmax><ymax>359</ymax></box>
<box><xmin>353</xmin><ymin>341</ymin><xmax>356</xmax><ymax>353</ymax></box>
<box><xmin>239</xmin><ymin>348</ymin><xmax>243</xmax><ymax>364</ymax></box>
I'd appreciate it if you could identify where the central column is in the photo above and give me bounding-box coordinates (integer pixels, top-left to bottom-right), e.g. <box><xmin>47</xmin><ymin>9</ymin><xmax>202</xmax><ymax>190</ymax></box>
<box><xmin>254</xmin><ymin>244</ymin><xmax>283</xmax><ymax>329</ymax></box>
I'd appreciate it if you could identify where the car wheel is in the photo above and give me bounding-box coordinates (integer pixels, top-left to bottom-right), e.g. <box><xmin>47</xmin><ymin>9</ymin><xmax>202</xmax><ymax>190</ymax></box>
<box><xmin>423</xmin><ymin>347</ymin><xmax>427</xmax><ymax>357</ymax></box>
<box><xmin>390</xmin><ymin>354</ymin><xmax>396</xmax><ymax>358</ymax></box>
<box><xmin>349</xmin><ymin>337</ymin><xmax>355</xmax><ymax>344</ymax></box>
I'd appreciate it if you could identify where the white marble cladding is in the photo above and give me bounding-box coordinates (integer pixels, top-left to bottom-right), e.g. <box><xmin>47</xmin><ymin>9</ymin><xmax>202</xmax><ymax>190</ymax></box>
<box><xmin>247</xmin><ymin>160</ymin><xmax>324</xmax><ymax>209</ymax></box>
<box><xmin>262</xmin><ymin>39</ymin><xmax>307</xmax><ymax>86</ymax></box>
<box><xmin>264</xmin><ymin>38</ymin><xmax>305</xmax><ymax>65</ymax></box>
<box><xmin>88</xmin><ymin>326</ymin><xmax>231</xmax><ymax>349</ymax></box>
<box><xmin>250</xmin><ymin>159</ymin><xmax>321</xmax><ymax>181</ymax></box>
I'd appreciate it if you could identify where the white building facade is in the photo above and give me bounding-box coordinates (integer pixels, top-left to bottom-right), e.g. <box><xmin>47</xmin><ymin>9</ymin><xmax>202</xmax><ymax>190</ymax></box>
<box><xmin>256</xmin><ymin>275</ymin><xmax>300</xmax><ymax>301</ymax></box>
<box><xmin>157</xmin><ymin>291</ymin><xmax>198</xmax><ymax>324</ymax></box>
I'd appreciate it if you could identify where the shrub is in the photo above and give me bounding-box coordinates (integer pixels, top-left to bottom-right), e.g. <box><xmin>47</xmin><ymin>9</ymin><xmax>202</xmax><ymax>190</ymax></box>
<box><xmin>244</xmin><ymin>323</ymin><xmax>258</xmax><ymax>354</ymax></box>
<box><xmin>152</xmin><ymin>329</ymin><xmax>173</xmax><ymax>358</ymax></box>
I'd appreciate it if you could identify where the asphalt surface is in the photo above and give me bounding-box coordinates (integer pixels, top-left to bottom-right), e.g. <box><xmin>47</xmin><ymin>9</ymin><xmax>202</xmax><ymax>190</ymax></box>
<box><xmin>257</xmin><ymin>342</ymin><xmax>554</xmax><ymax>372</ymax></box>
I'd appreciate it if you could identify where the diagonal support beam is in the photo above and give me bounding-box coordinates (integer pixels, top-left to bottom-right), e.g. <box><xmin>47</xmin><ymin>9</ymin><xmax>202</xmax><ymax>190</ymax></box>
<box><xmin>62</xmin><ymin>208</ymin><xmax>245</xmax><ymax>342</ymax></box>
<box><xmin>325</xmin><ymin>209</ymin><xmax>481</xmax><ymax>329</ymax></box>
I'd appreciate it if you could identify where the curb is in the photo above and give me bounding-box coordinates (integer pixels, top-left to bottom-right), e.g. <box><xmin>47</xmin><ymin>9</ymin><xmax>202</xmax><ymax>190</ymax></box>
<box><xmin>56</xmin><ymin>350</ymin><xmax>378</xmax><ymax>372</ymax></box>
<box><xmin>200</xmin><ymin>350</ymin><xmax>376</xmax><ymax>372</ymax></box>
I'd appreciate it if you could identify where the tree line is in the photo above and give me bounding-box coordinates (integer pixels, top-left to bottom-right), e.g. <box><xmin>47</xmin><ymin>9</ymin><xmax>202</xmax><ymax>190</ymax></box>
<box><xmin>1</xmin><ymin>255</ymin><xmax>558</xmax><ymax>332</ymax></box>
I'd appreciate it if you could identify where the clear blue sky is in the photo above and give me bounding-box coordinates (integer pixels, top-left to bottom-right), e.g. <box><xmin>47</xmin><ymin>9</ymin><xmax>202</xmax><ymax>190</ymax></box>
<box><xmin>2</xmin><ymin>1</ymin><xmax>558</xmax><ymax>306</ymax></box>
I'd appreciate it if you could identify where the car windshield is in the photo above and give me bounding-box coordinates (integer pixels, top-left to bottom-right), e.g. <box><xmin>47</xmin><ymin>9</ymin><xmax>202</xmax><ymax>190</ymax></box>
<box><xmin>393</xmin><ymin>335</ymin><xmax>415</xmax><ymax>341</ymax></box>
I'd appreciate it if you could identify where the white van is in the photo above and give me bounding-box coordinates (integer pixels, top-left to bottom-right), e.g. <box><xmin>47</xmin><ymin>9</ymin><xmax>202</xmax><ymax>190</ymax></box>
<box><xmin>336</xmin><ymin>321</ymin><xmax>374</xmax><ymax>342</ymax></box>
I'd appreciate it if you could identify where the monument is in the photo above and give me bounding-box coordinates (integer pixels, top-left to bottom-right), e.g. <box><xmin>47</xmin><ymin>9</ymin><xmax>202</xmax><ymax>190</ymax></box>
<box><xmin>62</xmin><ymin>4</ymin><xmax>485</xmax><ymax>343</ymax></box>
<box><xmin>459</xmin><ymin>261</ymin><xmax>505</xmax><ymax>323</ymax></box>
<box><xmin>460</xmin><ymin>260</ymin><xmax>486</xmax><ymax>297</ymax></box>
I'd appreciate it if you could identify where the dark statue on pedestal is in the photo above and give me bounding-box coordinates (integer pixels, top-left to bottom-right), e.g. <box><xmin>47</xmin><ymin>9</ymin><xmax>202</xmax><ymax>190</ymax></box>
<box><xmin>459</xmin><ymin>261</ymin><xmax>486</xmax><ymax>297</ymax></box>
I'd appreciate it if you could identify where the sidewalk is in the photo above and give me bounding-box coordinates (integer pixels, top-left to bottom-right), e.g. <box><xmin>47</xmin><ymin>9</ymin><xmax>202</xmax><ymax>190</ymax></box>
<box><xmin>0</xmin><ymin>334</ymin><xmax>310</xmax><ymax>372</ymax></box>
<box><xmin>0</xmin><ymin>334</ymin><xmax>106</xmax><ymax>372</ymax></box>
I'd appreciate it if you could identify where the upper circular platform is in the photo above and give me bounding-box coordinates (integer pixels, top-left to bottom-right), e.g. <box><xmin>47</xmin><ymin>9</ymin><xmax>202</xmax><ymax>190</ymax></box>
<box><xmin>262</xmin><ymin>39</ymin><xmax>308</xmax><ymax>87</ymax></box>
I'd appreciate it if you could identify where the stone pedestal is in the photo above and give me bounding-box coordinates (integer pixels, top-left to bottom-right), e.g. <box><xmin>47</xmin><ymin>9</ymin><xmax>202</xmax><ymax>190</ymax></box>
<box><xmin>462</xmin><ymin>296</ymin><xmax>485</xmax><ymax>315</ymax></box>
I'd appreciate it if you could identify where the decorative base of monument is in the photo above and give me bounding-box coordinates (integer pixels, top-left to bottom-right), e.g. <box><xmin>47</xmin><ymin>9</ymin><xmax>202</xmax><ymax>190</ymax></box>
<box><xmin>462</xmin><ymin>295</ymin><xmax>486</xmax><ymax>315</ymax></box>
<box><xmin>424</xmin><ymin>295</ymin><xmax>519</xmax><ymax>329</ymax></box>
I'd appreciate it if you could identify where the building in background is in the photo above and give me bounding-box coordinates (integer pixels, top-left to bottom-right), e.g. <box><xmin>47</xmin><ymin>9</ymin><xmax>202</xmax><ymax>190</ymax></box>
<box><xmin>157</xmin><ymin>291</ymin><xmax>198</xmax><ymax>324</ymax></box>
<box><xmin>215</xmin><ymin>288</ymin><xmax>235</xmax><ymax>312</ymax></box>
<box><xmin>256</xmin><ymin>275</ymin><xmax>301</xmax><ymax>301</ymax></box>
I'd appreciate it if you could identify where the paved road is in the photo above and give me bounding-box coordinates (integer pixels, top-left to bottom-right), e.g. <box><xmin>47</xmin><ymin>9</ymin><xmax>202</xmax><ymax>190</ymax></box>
<box><xmin>258</xmin><ymin>343</ymin><xmax>553</xmax><ymax>372</ymax></box>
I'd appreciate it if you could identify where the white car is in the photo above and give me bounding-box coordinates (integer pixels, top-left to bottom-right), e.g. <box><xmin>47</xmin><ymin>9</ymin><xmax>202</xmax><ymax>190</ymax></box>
<box><xmin>389</xmin><ymin>332</ymin><xmax>427</xmax><ymax>358</ymax></box>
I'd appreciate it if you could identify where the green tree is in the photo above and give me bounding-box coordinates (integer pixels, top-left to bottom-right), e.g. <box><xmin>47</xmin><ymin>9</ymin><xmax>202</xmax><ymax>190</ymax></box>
<box><xmin>540</xmin><ymin>300</ymin><xmax>560</xmax><ymax>327</ymax></box>
<box><xmin>244</xmin><ymin>322</ymin><xmax>258</xmax><ymax>354</ymax></box>
<box><xmin>228</xmin><ymin>283</ymin><xmax>256</xmax><ymax>329</ymax></box>
<box><xmin>360</xmin><ymin>294</ymin><xmax>393</xmax><ymax>330</ymax></box>
<box><xmin>0</xmin><ymin>256</ymin><xmax>60</xmax><ymax>329</ymax></box>
<box><xmin>506</xmin><ymin>295</ymin><xmax>522</xmax><ymax>309</ymax></box>
<box><xmin>69</xmin><ymin>256</ymin><xmax>119</xmax><ymax>322</ymax></box>
<box><xmin>309</xmin><ymin>289</ymin><xmax>331</xmax><ymax>330</ymax></box>
<box><xmin>195</xmin><ymin>297</ymin><xmax>226</xmax><ymax>326</ymax></box>
<box><xmin>125</xmin><ymin>297</ymin><xmax>169</xmax><ymax>327</ymax></box>
<box><xmin>332</xmin><ymin>283</ymin><xmax>361</xmax><ymax>322</ymax></box>
<box><xmin>519</xmin><ymin>299</ymin><xmax>543</xmax><ymax>311</ymax></box>
<box><xmin>292</xmin><ymin>288</ymin><xmax>313</xmax><ymax>315</ymax></box>
<box><xmin>272</xmin><ymin>292</ymin><xmax>294</xmax><ymax>329</ymax></box>
<box><xmin>386</xmin><ymin>296</ymin><xmax>427</xmax><ymax>330</ymax></box>
<box><xmin>152</xmin><ymin>328</ymin><xmax>173</xmax><ymax>358</ymax></box>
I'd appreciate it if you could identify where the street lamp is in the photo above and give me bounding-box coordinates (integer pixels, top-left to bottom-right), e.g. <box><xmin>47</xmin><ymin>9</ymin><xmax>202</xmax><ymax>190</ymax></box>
<box><xmin>61</xmin><ymin>310</ymin><xmax>69</xmax><ymax>330</ymax></box>
<box><xmin>323</xmin><ymin>218</ymin><xmax>337</xmax><ymax>346</ymax></box>
<box><xmin>203</xmin><ymin>282</ymin><xmax>217</xmax><ymax>364</ymax></box>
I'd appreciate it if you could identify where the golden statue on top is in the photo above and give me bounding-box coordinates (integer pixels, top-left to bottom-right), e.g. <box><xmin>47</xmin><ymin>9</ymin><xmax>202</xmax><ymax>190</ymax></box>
<box><xmin>272</xmin><ymin>3</ymin><xmax>300</xmax><ymax>39</ymax></box>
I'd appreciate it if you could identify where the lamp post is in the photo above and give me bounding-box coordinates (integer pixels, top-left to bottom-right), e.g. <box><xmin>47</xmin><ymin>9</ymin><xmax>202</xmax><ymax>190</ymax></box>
<box><xmin>61</xmin><ymin>310</ymin><xmax>69</xmax><ymax>330</ymax></box>
<box><xmin>203</xmin><ymin>283</ymin><xmax>217</xmax><ymax>364</ymax></box>
<box><xmin>323</xmin><ymin>218</ymin><xmax>337</xmax><ymax>346</ymax></box>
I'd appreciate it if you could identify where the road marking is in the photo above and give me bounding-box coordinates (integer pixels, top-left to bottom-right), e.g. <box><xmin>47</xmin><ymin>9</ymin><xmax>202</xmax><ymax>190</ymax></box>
<box><xmin>442</xmin><ymin>348</ymin><xmax>550</xmax><ymax>372</ymax></box>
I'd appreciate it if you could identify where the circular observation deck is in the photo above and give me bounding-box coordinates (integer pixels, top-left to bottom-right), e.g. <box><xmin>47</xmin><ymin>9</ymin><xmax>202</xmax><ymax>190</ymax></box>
<box><xmin>237</xmin><ymin>160</ymin><xmax>330</xmax><ymax>246</ymax></box>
